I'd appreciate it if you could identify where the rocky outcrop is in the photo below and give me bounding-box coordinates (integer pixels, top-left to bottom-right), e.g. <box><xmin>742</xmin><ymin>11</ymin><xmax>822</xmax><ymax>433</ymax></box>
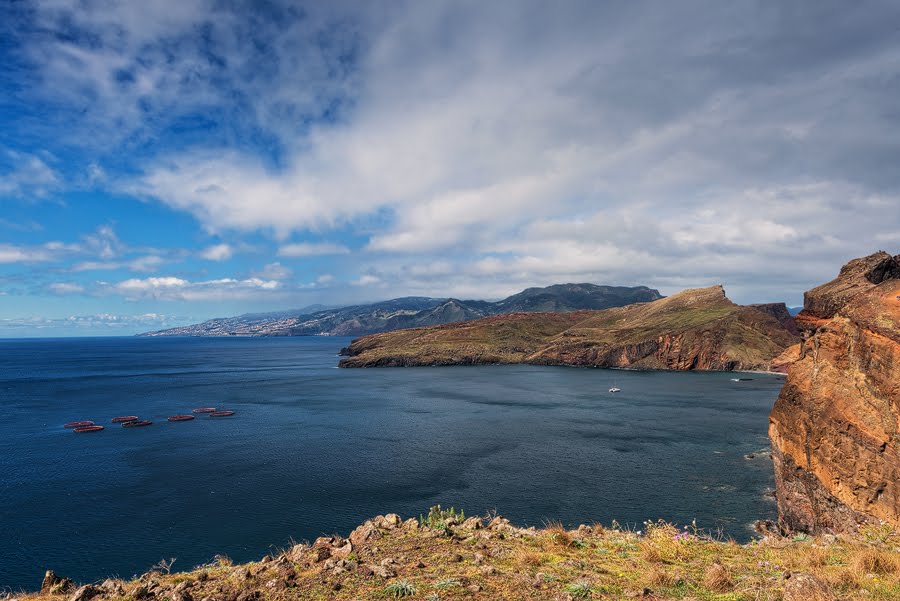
<box><xmin>769</xmin><ymin>251</ymin><xmax>900</xmax><ymax>533</ymax></box>
<box><xmin>749</xmin><ymin>303</ymin><xmax>799</xmax><ymax>335</ymax></box>
<box><xmin>340</xmin><ymin>285</ymin><xmax>798</xmax><ymax>371</ymax></box>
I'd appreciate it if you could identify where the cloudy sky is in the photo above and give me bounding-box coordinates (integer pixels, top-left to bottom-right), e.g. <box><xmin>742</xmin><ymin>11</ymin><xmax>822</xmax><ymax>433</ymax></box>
<box><xmin>1</xmin><ymin>1</ymin><xmax>898</xmax><ymax>336</ymax></box>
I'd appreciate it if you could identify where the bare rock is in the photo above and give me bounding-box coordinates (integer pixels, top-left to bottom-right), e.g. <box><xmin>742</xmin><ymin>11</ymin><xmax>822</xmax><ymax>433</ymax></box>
<box><xmin>373</xmin><ymin>513</ymin><xmax>402</xmax><ymax>529</ymax></box>
<box><xmin>41</xmin><ymin>570</ymin><xmax>74</xmax><ymax>595</ymax></box>
<box><xmin>349</xmin><ymin>521</ymin><xmax>380</xmax><ymax>547</ymax></box>
<box><xmin>69</xmin><ymin>585</ymin><xmax>100</xmax><ymax>601</ymax></box>
<box><xmin>770</xmin><ymin>252</ymin><xmax>900</xmax><ymax>533</ymax></box>
<box><xmin>461</xmin><ymin>517</ymin><xmax>483</xmax><ymax>530</ymax></box>
<box><xmin>372</xmin><ymin>565</ymin><xmax>396</xmax><ymax>578</ymax></box>
<box><xmin>487</xmin><ymin>516</ymin><xmax>509</xmax><ymax>529</ymax></box>
<box><xmin>332</xmin><ymin>539</ymin><xmax>353</xmax><ymax>559</ymax></box>
<box><xmin>782</xmin><ymin>571</ymin><xmax>834</xmax><ymax>601</ymax></box>
<box><xmin>285</xmin><ymin>543</ymin><xmax>309</xmax><ymax>563</ymax></box>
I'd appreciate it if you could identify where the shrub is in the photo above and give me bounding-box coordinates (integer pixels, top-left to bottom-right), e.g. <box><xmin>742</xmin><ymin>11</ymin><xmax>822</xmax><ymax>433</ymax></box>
<box><xmin>384</xmin><ymin>579</ymin><xmax>417</xmax><ymax>598</ymax></box>
<box><xmin>565</xmin><ymin>581</ymin><xmax>593</xmax><ymax>599</ymax></box>
<box><xmin>419</xmin><ymin>505</ymin><xmax>465</xmax><ymax>534</ymax></box>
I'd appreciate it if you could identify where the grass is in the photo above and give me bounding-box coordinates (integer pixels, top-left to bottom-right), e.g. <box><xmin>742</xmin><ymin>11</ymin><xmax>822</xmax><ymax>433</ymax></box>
<box><xmin>19</xmin><ymin>513</ymin><xmax>900</xmax><ymax>601</ymax></box>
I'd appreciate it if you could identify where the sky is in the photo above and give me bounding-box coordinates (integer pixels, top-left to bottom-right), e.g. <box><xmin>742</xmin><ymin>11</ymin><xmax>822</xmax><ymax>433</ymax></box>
<box><xmin>1</xmin><ymin>1</ymin><xmax>899</xmax><ymax>336</ymax></box>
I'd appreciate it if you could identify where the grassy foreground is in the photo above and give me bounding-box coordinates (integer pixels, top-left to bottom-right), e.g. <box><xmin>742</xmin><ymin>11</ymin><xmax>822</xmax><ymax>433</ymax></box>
<box><xmin>21</xmin><ymin>508</ymin><xmax>900</xmax><ymax>601</ymax></box>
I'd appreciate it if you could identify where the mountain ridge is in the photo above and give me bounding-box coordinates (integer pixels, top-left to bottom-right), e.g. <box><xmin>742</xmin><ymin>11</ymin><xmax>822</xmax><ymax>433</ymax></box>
<box><xmin>138</xmin><ymin>283</ymin><xmax>663</xmax><ymax>337</ymax></box>
<box><xmin>339</xmin><ymin>285</ymin><xmax>799</xmax><ymax>371</ymax></box>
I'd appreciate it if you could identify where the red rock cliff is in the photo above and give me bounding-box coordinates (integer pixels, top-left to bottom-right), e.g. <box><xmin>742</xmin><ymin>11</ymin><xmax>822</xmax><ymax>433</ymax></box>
<box><xmin>769</xmin><ymin>251</ymin><xmax>900</xmax><ymax>533</ymax></box>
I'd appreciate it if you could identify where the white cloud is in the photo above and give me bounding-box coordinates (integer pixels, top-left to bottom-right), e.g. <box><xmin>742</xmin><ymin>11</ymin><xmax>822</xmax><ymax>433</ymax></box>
<box><xmin>0</xmin><ymin>243</ymin><xmax>63</xmax><ymax>263</ymax></box>
<box><xmin>8</xmin><ymin>2</ymin><xmax>900</xmax><ymax>307</ymax></box>
<box><xmin>255</xmin><ymin>262</ymin><xmax>292</xmax><ymax>280</ymax></box>
<box><xmin>277</xmin><ymin>242</ymin><xmax>350</xmax><ymax>257</ymax></box>
<box><xmin>0</xmin><ymin>151</ymin><xmax>60</xmax><ymax>199</ymax></box>
<box><xmin>200</xmin><ymin>243</ymin><xmax>233</xmax><ymax>261</ymax></box>
<box><xmin>0</xmin><ymin>312</ymin><xmax>189</xmax><ymax>332</ymax></box>
<box><xmin>106</xmin><ymin>275</ymin><xmax>280</xmax><ymax>301</ymax></box>
<box><xmin>353</xmin><ymin>274</ymin><xmax>381</xmax><ymax>287</ymax></box>
<box><xmin>48</xmin><ymin>282</ymin><xmax>85</xmax><ymax>295</ymax></box>
<box><xmin>316</xmin><ymin>274</ymin><xmax>334</xmax><ymax>284</ymax></box>
<box><xmin>128</xmin><ymin>255</ymin><xmax>166</xmax><ymax>272</ymax></box>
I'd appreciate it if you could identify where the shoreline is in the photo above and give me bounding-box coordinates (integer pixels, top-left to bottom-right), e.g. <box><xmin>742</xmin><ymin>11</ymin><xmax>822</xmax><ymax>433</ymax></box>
<box><xmin>21</xmin><ymin>510</ymin><xmax>895</xmax><ymax>600</ymax></box>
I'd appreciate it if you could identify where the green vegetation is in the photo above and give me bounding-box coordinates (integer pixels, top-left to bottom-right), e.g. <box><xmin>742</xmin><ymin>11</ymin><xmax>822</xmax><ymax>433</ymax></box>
<box><xmin>383</xmin><ymin>579</ymin><xmax>417</xmax><ymax>597</ymax></box>
<box><xmin>419</xmin><ymin>505</ymin><xmax>466</xmax><ymax>534</ymax></box>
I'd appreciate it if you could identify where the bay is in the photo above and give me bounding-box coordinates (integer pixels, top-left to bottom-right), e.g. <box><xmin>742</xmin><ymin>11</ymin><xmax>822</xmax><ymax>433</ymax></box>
<box><xmin>0</xmin><ymin>336</ymin><xmax>780</xmax><ymax>589</ymax></box>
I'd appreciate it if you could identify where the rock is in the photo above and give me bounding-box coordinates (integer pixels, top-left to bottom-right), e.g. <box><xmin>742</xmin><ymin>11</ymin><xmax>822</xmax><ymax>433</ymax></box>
<box><xmin>770</xmin><ymin>252</ymin><xmax>900</xmax><ymax>533</ymax></box>
<box><xmin>372</xmin><ymin>565</ymin><xmax>396</xmax><ymax>578</ymax></box>
<box><xmin>349</xmin><ymin>521</ymin><xmax>380</xmax><ymax>547</ymax></box>
<box><xmin>473</xmin><ymin>552</ymin><xmax>485</xmax><ymax>565</ymax></box>
<box><xmin>468</xmin><ymin>584</ymin><xmax>482</xmax><ymax>593</ymax></box>
<box><xmin>130</xmin><ymin>584</ymin><xmax>153</xmax><ymax>599</ymax></box>
<box><xmin>782</xmin><ymin>571</ymin><xmax>834</xmax><ymax>601</ymax></box>
<box><xmin>100</xmin><ymin>579</ymin><xmax>126</xmax><ymax>596</ymax></box>
<box><xmin>285</xmin><ymin>543</ymin><xmax>309</xmax><ymax>563</ymax></box>
<box><xmin>356</xmin><ymin>563</ymin><xmax>375</xmax><ymax>577</ymax></box>
<box><xmin>339</xmin><ymin>285</ymin><xmax>797</xmax><ymax>371</ymax></box>
<box><xmin>265</xmin><ymin>578</ymin><xmax>282</xmax><ymax>590</ymax></box>
<box><xmin>403</xmin><ymin>518</ymin><xmax>419</xmax><ymax>530</ymax></box>
<box><xmin>481</xmin><ymin>565</ymin><xmax>498</xmax><ymax>575</ymax></box>
<box><xmin>332</xmin><ymin>539</ymin><xmax>353</xmax><ymax>559</ymax></box>
<box><xmin>41</xmin><ymin>570</ymin><xmax>74</xmax><ymax>595</ymax></box>
<box><xmin>461</xmin><ymin>517</ymin><xmax>484</xmax><ymax>529</ymax></box>
<box><xmin>172</xmin><ymin>589</ymin><xmax>193</xmax><ymax>601</ymax></box>
<box><xmin>487</xmin><ymin>516</ymin><xmax>510</xmax><ymax>530</ymax></box>
<box><xmin>68</xmin><ymin>585</ymin><xmax>100</xmax><ymax>601</ymax></box>
<box><xmin>310</xmin><ymin>546</ymin><xmax>331</xmax><ymax>562</ymax></box>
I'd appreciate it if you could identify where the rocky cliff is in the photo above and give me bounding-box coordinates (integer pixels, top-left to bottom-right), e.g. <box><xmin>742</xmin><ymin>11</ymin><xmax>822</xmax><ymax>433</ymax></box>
<box><xmin>769</xmin><ymin>251</ymin><xmax>900</xmax><ymax>534</ymax></box>
<box><xmin>749</xmin><ymin>303</ymin><xmax>800</xmax><ymax>335</ymax></box>
<box><xmin>24</xmin><ymin>510</ymin><xmax>894</xmax><ymax>601</ymax></box>
<box><xmin>339</xmin><ymin>285</ymin><xmax>798</xmax><ymax>370</ymax></box>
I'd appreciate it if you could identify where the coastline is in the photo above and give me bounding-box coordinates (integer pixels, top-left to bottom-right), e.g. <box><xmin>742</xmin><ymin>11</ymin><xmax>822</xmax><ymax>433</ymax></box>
<box><xmin>22</xmin><ymin>511</ymin><xmax>897</xmax><ymax>600</ymax></box>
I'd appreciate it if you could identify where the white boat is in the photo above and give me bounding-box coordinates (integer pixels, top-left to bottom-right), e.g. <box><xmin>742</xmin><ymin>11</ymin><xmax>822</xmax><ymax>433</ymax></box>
<box><xmin>609</xmin><ymin>385</ymin><xmax>621</xmax><ymax>393</ymax></box>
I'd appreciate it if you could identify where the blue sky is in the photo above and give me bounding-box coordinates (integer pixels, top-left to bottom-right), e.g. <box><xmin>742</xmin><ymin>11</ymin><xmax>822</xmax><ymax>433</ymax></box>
<box><xmin>1</xmin><ymin>1</ymin><xmax>899</xmax><ymax>336</ymax></box>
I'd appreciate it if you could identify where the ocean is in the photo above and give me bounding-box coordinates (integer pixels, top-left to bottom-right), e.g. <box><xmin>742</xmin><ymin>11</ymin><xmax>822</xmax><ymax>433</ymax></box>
<box><xmin>0</xmin><ymin>336</ymin><xmax>781</xmax><ymax>590</ymax></box>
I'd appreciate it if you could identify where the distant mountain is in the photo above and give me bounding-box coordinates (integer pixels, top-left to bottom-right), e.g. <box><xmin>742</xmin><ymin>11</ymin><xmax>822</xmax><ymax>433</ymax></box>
<box><xmin>339</xmin><ymin>285</ymin><xmax>799</xmax><ymax>371</ymax></box>
<box><xmin>139</xmin><ymin>284</ymin><xmax>663</xmax><ymax>337</ymax></box>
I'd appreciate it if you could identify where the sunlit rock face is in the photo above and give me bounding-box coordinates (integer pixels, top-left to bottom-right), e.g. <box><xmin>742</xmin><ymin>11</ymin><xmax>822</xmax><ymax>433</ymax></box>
<box><xmin>770</xmin><ymin>251</ymin><xmax>900</xmax><ymax>533</ymax></box>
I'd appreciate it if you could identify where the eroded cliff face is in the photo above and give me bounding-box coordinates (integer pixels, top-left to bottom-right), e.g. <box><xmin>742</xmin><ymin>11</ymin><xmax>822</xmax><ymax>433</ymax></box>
<box><xmin>340</xmin><ymin>286</ymin><xmax>798</xmax><ymax>371</ymax></box>
<box><xmin>769</xmin><ymin>251</ymin><xmax>900</xmax><ymax>533</ymax></box>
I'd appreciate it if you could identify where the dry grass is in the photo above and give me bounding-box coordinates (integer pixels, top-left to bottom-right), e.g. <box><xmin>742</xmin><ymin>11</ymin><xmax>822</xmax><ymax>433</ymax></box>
<box><xmin>20</xmin><ymin>515</ymin><xmax>900</xmax><ymax>601</ymax></box>
<box><xmin>703</xmin><ymin>561</ymin><xmax>734</xmax><ymax>592</ymax></box>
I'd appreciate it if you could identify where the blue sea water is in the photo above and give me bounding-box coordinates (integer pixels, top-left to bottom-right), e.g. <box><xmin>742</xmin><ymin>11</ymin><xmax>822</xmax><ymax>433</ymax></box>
<box><xmin>0</xmin><ymin>336</ymin><xmax>782</xmax><ymax>590</ymax></box>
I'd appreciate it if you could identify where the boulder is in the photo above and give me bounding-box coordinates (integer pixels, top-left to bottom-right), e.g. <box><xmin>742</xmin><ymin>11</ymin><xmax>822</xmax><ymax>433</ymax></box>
<box><xmin>461</xmin><ymin>517</ymin><xmax>484</xmax><ymax>530</ymax></box>
<box><xmin>41</xmin><ymin>570</ymin><xmax>74</xmax><ymax>595</ymax></box>
<box><xmin>349</xmin><ymin>521</ymin><xmax>380</xmax><ymax>547</ymax></box>
<box><xmin>68</xmin><ymin>585</ymin><xmax>100</xmax><ymax>601</ymax></box>
<box><xmin>782</xmin><ymin>572</ymin><xmax>834</xmax><ymax>601</ymax></box>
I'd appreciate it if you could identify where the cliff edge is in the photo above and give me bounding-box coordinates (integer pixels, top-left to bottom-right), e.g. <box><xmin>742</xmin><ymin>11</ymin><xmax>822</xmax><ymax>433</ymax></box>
<box><xmin>339</xmin><ymin>285</ymin><xmax>798</xmax><ymax>371</ymax></box>
<box><xmin>769</xmin><ymin>251</ymin><xmax>900</xmax><ymax>533</ymax></box>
